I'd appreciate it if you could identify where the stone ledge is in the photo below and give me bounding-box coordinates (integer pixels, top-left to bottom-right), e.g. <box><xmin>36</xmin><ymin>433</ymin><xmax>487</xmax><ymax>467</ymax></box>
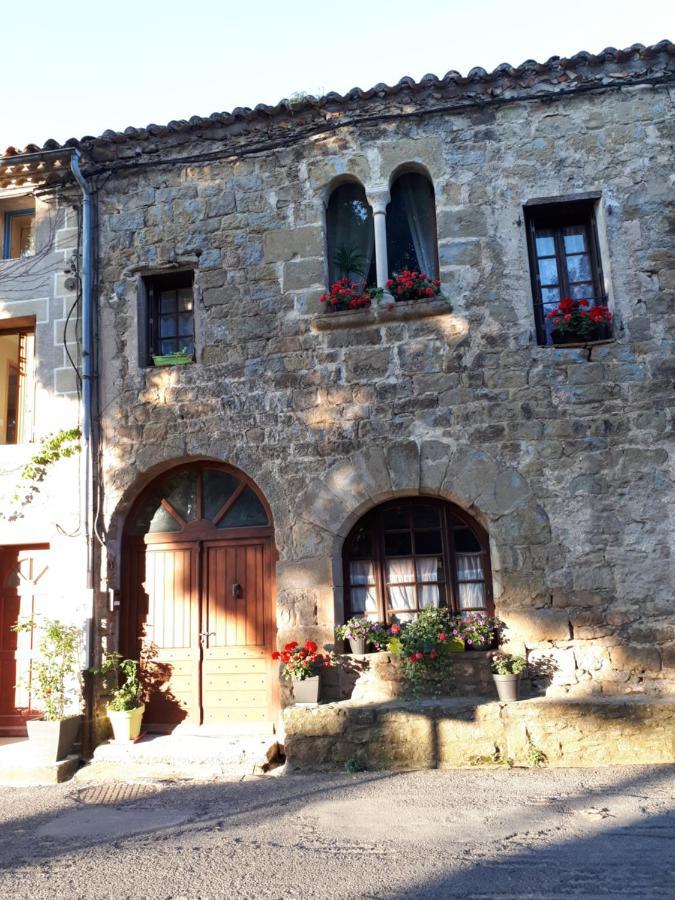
<box><xmin>311</xmin><ymin>297</ymin><xmax>454</xmax><ymax>331</ymax></box>
<box><xmin>283</xmin><ymin>696</ymin><xmax>675</xmax><ymax>770</ymax></box>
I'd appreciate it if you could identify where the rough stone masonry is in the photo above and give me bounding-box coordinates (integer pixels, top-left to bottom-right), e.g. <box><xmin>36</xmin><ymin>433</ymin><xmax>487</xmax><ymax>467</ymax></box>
<box><xmin>25</xmin><ymin>42</ymin><xmax>671</xmax><ymax>707</ymax></box>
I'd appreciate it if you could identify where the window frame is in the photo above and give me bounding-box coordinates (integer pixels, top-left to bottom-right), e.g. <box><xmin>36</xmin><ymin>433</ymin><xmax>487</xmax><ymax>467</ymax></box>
<box><xmin>342</xmin><ymin>498</ymin><xmax>493</xmax><ymax>623</ymax></box>
<box><xmin>525</xmin><ymin>199</ymin><xmax>607</xmax><ymax>346</ymax></box>
<box><xmin>2</xmin><ymin>208</ymin><xmax>35</xmax><ymax>260</ymax></box>
<box><xmin>0</xmin><ymin>316</ymin><xmax>36</xmax><ymax>445</ymax></box>
<box><xmin>144</xmin><ymin>270</ymin><xmax>195</xmax><ymax>365</ymax></box>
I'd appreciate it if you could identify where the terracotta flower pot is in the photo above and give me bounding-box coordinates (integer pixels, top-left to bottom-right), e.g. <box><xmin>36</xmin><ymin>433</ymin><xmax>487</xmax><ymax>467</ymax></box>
<box><xmin>26</xmin><ymin>715</ymin><xmax>82</xmax><ymax>762</ymax></box>
<box><xmin>493</xmin><ymin>673</ymin><xmax>520</xmax><ymax>702</ymax></box>
<box><xmin>291</xmin><ymin>675</ymin><xmax>320</xmax><ymax>704</ymax></box>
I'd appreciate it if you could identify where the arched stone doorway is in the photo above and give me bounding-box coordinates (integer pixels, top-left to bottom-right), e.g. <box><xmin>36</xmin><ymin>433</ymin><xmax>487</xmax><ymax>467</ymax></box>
<box><xmin>120</xmin><ymin>461</ymin><xmax>276</xmax><ymax>731</ymax></box>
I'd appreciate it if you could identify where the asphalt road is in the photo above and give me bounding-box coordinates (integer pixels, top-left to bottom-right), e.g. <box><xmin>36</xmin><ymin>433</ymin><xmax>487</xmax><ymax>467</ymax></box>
<box><xmin>0</xmin><ymin>765</ymin><xmax>673</xmax><ymax>899</ymax></box>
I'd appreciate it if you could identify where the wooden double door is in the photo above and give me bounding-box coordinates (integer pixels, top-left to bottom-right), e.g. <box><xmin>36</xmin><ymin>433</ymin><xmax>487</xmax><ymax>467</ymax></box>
<box><xmin>123</xmin><ymin>537</ymin><xmax>275</xmax><ymax>730</ymax></box>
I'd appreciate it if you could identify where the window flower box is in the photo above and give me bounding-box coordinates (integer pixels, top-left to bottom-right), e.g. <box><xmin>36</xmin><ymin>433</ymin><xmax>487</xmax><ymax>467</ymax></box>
<box><xmin>152</xmin><ymin>351</ymin><xmax>193</xmax><ymax>367</ymax></box>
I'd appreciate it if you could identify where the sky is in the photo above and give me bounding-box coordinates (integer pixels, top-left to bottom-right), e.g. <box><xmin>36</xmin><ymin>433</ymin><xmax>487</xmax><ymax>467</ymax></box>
<box><xmin>3</xmin><ymin>0</ymin><xmax>672</xmax><ymax>148</ymax></box>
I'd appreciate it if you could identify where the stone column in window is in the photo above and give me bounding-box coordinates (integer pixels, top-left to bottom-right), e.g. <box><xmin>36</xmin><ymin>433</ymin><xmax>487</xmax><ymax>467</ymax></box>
<box><xmin>367</xmin><ymin>189</ymin><xmax>390</xmax><ymax>290</ymax></box>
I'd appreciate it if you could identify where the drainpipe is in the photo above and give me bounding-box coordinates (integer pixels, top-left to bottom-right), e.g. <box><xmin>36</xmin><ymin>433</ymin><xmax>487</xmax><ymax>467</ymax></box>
<box><xmin>70</xmin><ymin>151</ymin><xmax>97</xmax><ymax>756</ymax></box>
<box><xmin>69</xmin><ymin>150</ymin><xmax>94</xmax><ymax>592</ymax></box>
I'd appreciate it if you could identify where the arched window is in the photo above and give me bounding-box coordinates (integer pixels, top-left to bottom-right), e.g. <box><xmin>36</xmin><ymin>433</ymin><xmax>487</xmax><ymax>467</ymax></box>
<box><xmin>326</xmin><ymin>182</ymin><xmax>376</xmax><ymax>288</ymax></box>
<box><xmin>126</xmin><ymin>465</ymin><xmax>270</xmax><ymax>537</ymax></box>
<box><xmin>386</xmin><ymin>172</ymin><xmax>439</xmax><ymax>279</ymax></box>
<box><xmin>343</xmin><ymin>498</ymin><xmax>492</xmax><ymax>623</ymax></box>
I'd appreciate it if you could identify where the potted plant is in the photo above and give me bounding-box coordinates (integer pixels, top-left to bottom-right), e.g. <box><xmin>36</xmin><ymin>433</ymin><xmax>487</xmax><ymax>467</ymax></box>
<box><xmin>385</xmin><ymin>270</ymin><xmax>443</xmax><ymax>303</ymax></box>
<box><xmin>272</xmin><ymin>640</ymin><xmax>336</xmax><ymax>704</ymax></box>
<box><xmin>455</xmin><ymin>612</ymin><xmax>504</xmax><ymax>651</ymax></box>
<box><xmin>12</xmin><ymin>618</ymin><xmax>83</xmax><ymax>762</ymax></box>
<box><xmin>335</xmin><ymin>616</ymin><xmax>377</xmax><ymax>654</ymax></box>
<box><xmin>491</xmin><ymin>653</ymin><xmax>527</xmax><ymax>701</ymax></box>
<box><xmin>320</xmin><ymin>278</ymin><xmax>377</xmax><ymax>312</ymax></box>
<box><xmin>152</xmin><ymin>346</ymin><xmax>193</xmax><ymax>366</ymax></box>
<box><xmin>546</xmin><ymin>297</ymin><xmax>612</xmax><ymax>344</ymax></box>
<box><xmin>93</xmin><ymin>651</ymin><xmax>145</xmax><ymax>742</ymax></box>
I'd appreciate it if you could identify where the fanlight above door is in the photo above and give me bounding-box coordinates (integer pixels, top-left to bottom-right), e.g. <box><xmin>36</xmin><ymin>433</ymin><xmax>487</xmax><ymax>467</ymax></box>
<box><xmin>126</xmin><ymin>465</ymin><xmax>270</xmax><ymax>538</ymax></box>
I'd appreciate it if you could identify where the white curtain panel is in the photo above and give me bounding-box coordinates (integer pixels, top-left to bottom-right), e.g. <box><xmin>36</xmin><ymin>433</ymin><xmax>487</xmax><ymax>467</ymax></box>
<box><xmin>458</xmin><ymin>582</ymin><xmax>487</xmax><ymax>610</ymax></box>
<box><xmin>416</xmin><ymin>557</ymin><xmax>440</xmax><ymax>608</ymax></box>
<box><xmin>385</xmin><ymin>558</ymin><xmax>416</xmax><ymax>609</ymax></box>
<box><xmin>400</xmin><ymin>175</ymin><xmax>437</xmax><ymax>277</ymax></box>
<box><xmin>349</xmin><ymin>560</ymin><xmax>378</xmax><ymax>613</ymax></box>
<box><xmin>456</xmin><ymin>553</ymin><xmax>486</xmax><ymax>609</ymax></box>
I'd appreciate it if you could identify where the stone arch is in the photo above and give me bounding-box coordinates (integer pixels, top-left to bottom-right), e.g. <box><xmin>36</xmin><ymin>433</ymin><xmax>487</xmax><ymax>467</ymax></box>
<box><xmin>293</xmin><ymin>440</ymin><xmax>550</xmax><ymax>624</ymax></box>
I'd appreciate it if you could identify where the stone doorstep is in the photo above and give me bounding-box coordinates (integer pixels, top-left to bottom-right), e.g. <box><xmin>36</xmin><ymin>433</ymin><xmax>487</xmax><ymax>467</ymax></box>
<box><xmin>74</xmin><ymin>730</ymin><xmax>282</xmax><ymax>783</ymax></box>
<box><xmin>282</xmin><ymin>695</ymin><xmax>675</xmax><ymax>771</ymax></box>
<box><xmin>0</xmin><ymin>739</ymin><xmax>79</xmax><ymax>785</ymax></box>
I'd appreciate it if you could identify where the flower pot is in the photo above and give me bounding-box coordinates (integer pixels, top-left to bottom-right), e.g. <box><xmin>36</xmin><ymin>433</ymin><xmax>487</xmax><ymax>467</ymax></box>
<box><xmin>467</xmin><ymin>636</ymin><xmax>495</xmax><ymax>651</ymax></box>
<box><xmin>349</xmin><ymin>637</ymin><xmax>367</xmax><ymax>655</ymax></box>
<box><xmin>551</xmin><ymin>329</ymin><xmax>584</xmax><ymax>345</ymax></box>
<box><xmin>26</xmin><ymin>715</ymin><xmax>82</xmax><ymax>762</ymax></box>
<box><xmin>152</xmin><ymin>354</ymin><xmax>192</xmax><ymax>366</ymax></box>
<box><xmin>107</xmin><ymin>704</ymin><xmax>145</xmax><ymax>743</ymax></box>
<box><xmin>291</xmin><ymin>675</ymin><xmax>319</xmax><ymax>704</ymax></box>
<box><xmin>447</xmin><ymin>637</ymin><xmax>465</xmax><ymax>653</ymax></box>
<box><xmin>493</xmin><ymin>674</ymin><xmax>520</xmax><ymax>702</ymax></box>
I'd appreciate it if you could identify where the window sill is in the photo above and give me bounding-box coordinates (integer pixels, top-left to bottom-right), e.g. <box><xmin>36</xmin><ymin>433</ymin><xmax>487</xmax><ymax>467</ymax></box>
<box><xmin>542</xmin><ymin>338</ymin><xmax>615</xmax><ymax>350</ymax></box>
<box><xmin>312</xmin><ymin>297</ymin><xmax>453</xmax><ymax>332</ymax></box>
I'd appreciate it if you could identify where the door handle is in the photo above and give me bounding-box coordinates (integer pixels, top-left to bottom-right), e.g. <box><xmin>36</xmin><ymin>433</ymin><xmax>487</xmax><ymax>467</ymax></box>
<box><xmin>199</xmin><ymin>631</ymin><xmax>216</xmax><ymax>644</ymax></box>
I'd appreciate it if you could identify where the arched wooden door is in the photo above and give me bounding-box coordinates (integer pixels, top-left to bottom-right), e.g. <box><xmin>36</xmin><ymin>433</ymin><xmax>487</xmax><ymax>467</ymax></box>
<box><xmin>121</xmin><ymin>463</ymin><xmax>276</xmax><ymax>731</ymax></box>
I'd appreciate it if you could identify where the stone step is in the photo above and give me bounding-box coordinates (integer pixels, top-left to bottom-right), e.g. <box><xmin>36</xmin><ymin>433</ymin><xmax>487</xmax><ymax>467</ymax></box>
<box><xmin>0</xmin><ymin>739</ymin><xmax>79</xmax><ymax>785</ymax></box>
<box><xmin>75</xmin><ymin>730</ymin><xmax>281</xmax><ymax>783</ymax></box>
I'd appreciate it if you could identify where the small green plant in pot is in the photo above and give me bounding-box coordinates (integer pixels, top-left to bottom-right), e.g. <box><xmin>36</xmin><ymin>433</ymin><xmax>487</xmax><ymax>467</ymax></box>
<box><xmin>12</xmin><ymin>617</ymin><xmax>83</xmax><ymax>762</ymax></box>
<box><xmin>152</xmin><ymin>346</ymin><xmax>193</xmax><ymax>367</ymax></box>
<box><xmin>93</xmin><ymin>651</ymin><xmax>144</xmax><ymax>742</ymax></box>
<box><xmin>400</xmin><ymin>608</ymin><xmax>465</xmax><ymax>695</ymax></box>
<box><xmin>491</xmin><ymin>653</ymin><xmax>527</xmax><ymax>702</ymax></box>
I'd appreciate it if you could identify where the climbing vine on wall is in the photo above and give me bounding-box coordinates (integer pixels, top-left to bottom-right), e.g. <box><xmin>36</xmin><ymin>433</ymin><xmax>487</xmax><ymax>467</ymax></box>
<box><xmin>2</xmin><ymin>427</ymin><xmax>82</xmax><ymax>519</ymax></box>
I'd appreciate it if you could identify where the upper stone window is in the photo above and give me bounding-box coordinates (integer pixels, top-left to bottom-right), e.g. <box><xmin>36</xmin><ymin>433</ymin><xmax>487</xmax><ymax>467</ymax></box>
<box><xmin>143</xmin><ymin>270</ymin><xmax>195</xmax><ymax>365</ymax></box>
<box><xmin>325</xmin><ymin>181</ymin><xmax>376</xmax><ymax>288</ymax></box>
<box><xmin>1</xmin><ymin>198</ymin><xmax>35</xmax><ymax>260</ymax></box>
<box><xmin>525</xmin><ymin>198</ymin><xmax>608</xmax><ymax>345</ymax></box>
<box><xmin>343</xmin><ymin>498</ymin><xmax>492</xmax><ymax>624</ymax></box>
<box><xmin>386</xmin><ymin>171</ymin><xmax>439</xmax><ymax>279</ymax></box>
<box><xmin>0</xmin><ymin>316</ymin><xmax>35</xmax><ymax>444</ymax></box>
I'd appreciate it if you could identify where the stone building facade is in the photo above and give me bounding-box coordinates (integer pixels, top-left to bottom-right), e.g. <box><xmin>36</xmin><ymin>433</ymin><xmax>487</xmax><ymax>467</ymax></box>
<box><xmin>1</xmin><ymin>41</ymin><xmax>673</xmax><ymax>744</ymax></box>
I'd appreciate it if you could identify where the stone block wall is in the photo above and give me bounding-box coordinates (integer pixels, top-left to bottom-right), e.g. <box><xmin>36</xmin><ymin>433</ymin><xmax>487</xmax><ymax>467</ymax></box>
<box><xmin>89</xmin><ymin>49</ymin><xmax>674</xmax><ymax>699</ymax></box>
<box><xmin>283</xmin><ymin>696</ymin><xmax>675</xmax><ymax>769</ymax></box>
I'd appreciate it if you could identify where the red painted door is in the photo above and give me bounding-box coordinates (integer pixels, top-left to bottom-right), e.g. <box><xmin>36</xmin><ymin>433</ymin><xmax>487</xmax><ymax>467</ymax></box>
<box><xmin>0</xmin><ymin>546</ymin><xmax>49</xmax><ymax>735</ymax></box>
<box><xmin>201</xmin><ymin>541</ymin><xmax>273</xmax><ymax>724</ymax></box>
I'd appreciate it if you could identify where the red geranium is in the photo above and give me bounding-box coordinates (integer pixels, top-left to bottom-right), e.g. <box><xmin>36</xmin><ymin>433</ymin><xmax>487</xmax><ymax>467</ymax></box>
<box><xmin>546</xmin><ymin>297</ymin><xmax>612</xmax><ymax>341</ymax></box>
<box><xmin>386</xmin><ymin>270</ymin><xmax>443</xmax><ymax>304</ymax></box>
<box><xmin>272</xmin><ymin>640</ymin><xmax>336</xmax><ymax>681</ymax></box>
<box><xmin>320</xmin><ymin>278</ymin><xmax>374</xmax><ymax>311</ymax></box>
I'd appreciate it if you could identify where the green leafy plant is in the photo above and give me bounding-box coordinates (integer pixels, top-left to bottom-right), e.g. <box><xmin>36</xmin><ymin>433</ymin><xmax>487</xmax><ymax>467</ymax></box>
<box><xmin>526</xmin><ymin>735</ymin><xmax>548</xmax><ymax>768</ymax></box>
<box><xmin>400</xmin><ymin>608</ymin><xmax>464</xmax><ymax>694</ymax></box>
<box><xmin>12</xmin><ymin>618</ymin><xmax>82</xmax><ymax>721</ymax></box>
<box><xmin>491</xmin><ymin>654</ymin><xmax>527</xmax><ymax>675</ymax></box>
<box><xmin>92</xmin><ymin>651</ymin><xmax>142</xmax><ymax>711</ymax></box>
<box><xmin>456</xmin><ymin>612</ymin><xmax>504</xmax><ymax>649</ymax></box>
<box><xmin>468</xmin><ymin>748</ymin><xmax>513</xmax><ymax>767</ymax></box>
<box><xmin>3</xmin><ymin>427</ymin><xmax>81</xmax><ymax>518</ymax></box>
<box><xmin>345</xmin><ymin>757</ymin><xmax>367</xmax><ymax>773</ymax></box>
<box><xmin>334</xmin><ymin>246</ymin><xmax>366</xmax><ymax>280</ymax></box>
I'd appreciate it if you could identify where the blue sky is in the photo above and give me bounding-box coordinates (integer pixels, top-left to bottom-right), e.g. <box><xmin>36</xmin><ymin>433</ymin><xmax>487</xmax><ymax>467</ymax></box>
<box><xmin>4</xmin><ymin>0</ymin><xmax>671</xmax><ymax>148</ymax></box>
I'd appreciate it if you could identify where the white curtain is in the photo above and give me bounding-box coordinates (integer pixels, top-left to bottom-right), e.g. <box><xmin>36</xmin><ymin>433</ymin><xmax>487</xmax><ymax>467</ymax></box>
<box><xmin>457</xmin><ymin>553</ymin><xmax>486</xmax><ymax>610</ymax></box>
<box><xmin>349</xmin><ymin>560</ymin><xmax>377</xmax><ymax>613</ymax></box>
<box><xmin>328</xmin><ymin>186</ymin><xmax>375</xmax><ymax>288</ymax></box>
<box><xmin>416</xmin><ymin>557</ymin><xmax>440</xmax><ymax>608</ymax></box>
<box><xmin>400</xmin><ymin>175</ymin><xmax>437</xmax><ymax>277</ymax></box>
<box><xmin>385</xmin><ymin>558</ymin><xmax>416</xmax><ymax>610</ymax></box>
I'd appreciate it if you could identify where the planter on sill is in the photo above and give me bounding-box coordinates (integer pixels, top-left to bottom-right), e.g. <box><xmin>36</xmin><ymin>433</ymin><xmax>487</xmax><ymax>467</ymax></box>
<box><xmin>26</xmin><ymin>715</ymin><xmax>82</xmax><ymax>763</ymax></box>
<box><xmin>152</xmin><ymin>353</ymin><xmax>193</xmax><ymax>367</ymax></box>
<box><xmin>493</xmin><ymin>673</ymin><xmax>520</xmax><ymax>702</ymax></box>
<box><xmin>291</xmin><ymin>674</ymin><xmax>320</xmax><ymax>704</ymax></box>
<box><xmin>348</xmin><ymin>637</ymin><xmax>367</xmax><ymax>655</ymax></box>
<box><xmin>551</xmin><ymin>325</ymin><xmax>611</xmax><ymax>347</ymax></box>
